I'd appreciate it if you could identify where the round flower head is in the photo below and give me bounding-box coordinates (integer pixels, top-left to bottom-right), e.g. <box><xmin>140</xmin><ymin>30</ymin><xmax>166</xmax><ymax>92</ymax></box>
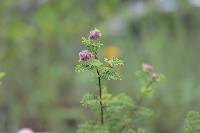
<box><xmin>89</xmin><ymin>29</ymin><xmax>102</xmax><ymax>40</ymax></box>
<box><xmin>151</xmin><ymin>73</ymin><xmax>158</xmax><ymax>81</ymax></box>
<box><xmin>17</xmin><ymin>128</ymin><xmax>34</xmax><ymax>133</ymax></box>
<box><xmin>143</xmin><ymin>64</ymin><xmax>153</xmax><ymax>72</ymax></box>
<box><xmin>79</xmin><ymin>50</ymin><xmax>92</xmax><ymax>61</ymax></box>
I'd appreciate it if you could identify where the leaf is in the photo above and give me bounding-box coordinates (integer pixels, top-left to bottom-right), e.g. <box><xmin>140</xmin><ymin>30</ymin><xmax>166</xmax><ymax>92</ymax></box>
<box><xmin>104</xmin><ymin>57</ymin><xmax>124</xmax><ymax>67</ymax></box>
<box><xmin>75</xmin><ymin>63</ymin><xmax>92</xmax><ymax>73</ymax></box>
<box><xmin>102</xmin><ymin>87</ymin><xmax>112</xmax><ymax>107</ymax></box>
<box><xmin>0</xmin><ymin>72</ymin><xmax>6</xmax><ymax>78</ymax></box>
<box><xmin>109</xmin><ymin>94</ymin><xmax>134</xmax><ymax>111</ymax></box>
<box><xmin>104</xmin><ymin>93</ymin><xmax>134</xmax><ymax>132</ymax></box>
<box><xmin>155</xmin><ymin>74</ymin><xmax>165</xmax><ymax>82</ymax></box>
<box><xmin>75</xmin><ymin>59</ymin><xmax>103</xmax><ymax>73</ymax></box>
<box><xmin>91</xmin><ymin>59</ymin><xmax>103</xmax><ymax>68</ymax></box>
<box><xmin>96</xmin><ymin>41</ymin><xmax>103</xmax><ymax>48</ymax></box>
<box><xmin>76</xmin><ymin>121</ymin><xmax>109</xmax><ymax>133</ymax></box>
<box><xmin>82</xmin><ymin>37</ymin><xmax>103</xmax><ymax>52</ymax></box>
<box><xmin>80</xmin><ymin>93</ymin><xmax>99</xmax><ymax>108</ymax></box>
<box><xmin>82</xmin><ymin>37</ymin><xmax>91</xmax><ymax>47</ymax></box>
<box><xmin>185</xmin><ymin>111</ymin><xmax>200</xmax><ymax>133</ymax></box>
<box><xmin>133</xmin><ymin>107</ymin><xmax>153</xmax><ymax>123</ymax></box>
<box><xmin>138</xmin><ymin>128</ymin><xmax>146</xmax><ymax>133</ymax></box>
<box><xmin>141</xmin><ymin>87</ymin><xmax>154</xmax><ymax>95</ymax></box>
<box><xmin>100</xmin><ymin>67</ymin><xmax>121</xmax><ymax>80</ymax></box>
<box><xmin>126</xmin><ymin>129</ymin><xmax>137</xmax><ymax>133</ymax></box>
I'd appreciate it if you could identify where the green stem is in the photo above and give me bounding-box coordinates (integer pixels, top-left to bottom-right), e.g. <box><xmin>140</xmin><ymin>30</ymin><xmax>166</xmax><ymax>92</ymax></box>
<box><xmin>136</xmin><ymin>80</ymin><xmax>154</xmax><ymax>105</ymax></box>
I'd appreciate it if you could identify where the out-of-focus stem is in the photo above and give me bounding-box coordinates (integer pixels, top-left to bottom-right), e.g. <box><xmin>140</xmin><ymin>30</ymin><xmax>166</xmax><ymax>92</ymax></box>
<box><xmin>120</xmin><ymin>80</ymin><xmax>155</xmax><ymax>132</ymax></box>
<box><xmin>137</xmin><ymin>80</ymin><xmax>154</xmax><ymax>105</ymax></box>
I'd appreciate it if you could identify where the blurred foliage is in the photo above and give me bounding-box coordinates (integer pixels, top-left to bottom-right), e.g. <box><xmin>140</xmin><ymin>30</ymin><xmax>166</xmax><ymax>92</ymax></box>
<box><xmin>0</xmin><ymin>0</ymin><xmax>200</xmax><ymax>132</ymax></box>
<box><xmin>185</xmin><ymin>111</ymin><xmax>200</xmax><ymax>133</ymax></box>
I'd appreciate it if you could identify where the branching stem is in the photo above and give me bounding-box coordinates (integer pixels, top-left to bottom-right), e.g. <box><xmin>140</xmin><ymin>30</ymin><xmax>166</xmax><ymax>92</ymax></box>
<box><xmin>136</xmin><ymin>80</ymin><xmax>154</xmax><ymax>105</ymax></box>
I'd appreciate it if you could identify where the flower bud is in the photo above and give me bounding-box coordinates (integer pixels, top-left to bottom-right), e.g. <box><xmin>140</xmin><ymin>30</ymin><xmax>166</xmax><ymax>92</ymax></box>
<box><xmin>17</xmin><ymin>128</ymin><xmax>34</xmax><ymax>133</ymax></box>
<box><xmin>143</xmin><ymin>64</ymin><xmax>153</xmax><ymax>72</ymax></box>
<box><xmin>151</xmin><ymin>73</ymin><xmax>158</xmax><ymax>81</ymax></box>
<box><xmin>89</xmin><ymin>29</ymin><xmax>102</xmax><ymax>40</ymax></box>
<box><xmin>79</xmin><ymin>50</ymin><xmax>92</xmax><ymax>61</ymax></box>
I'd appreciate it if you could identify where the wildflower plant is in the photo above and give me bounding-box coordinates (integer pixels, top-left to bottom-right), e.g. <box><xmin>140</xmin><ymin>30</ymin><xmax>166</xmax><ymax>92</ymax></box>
<box><xmin>75</xmin><ymin>28</ymin><xmax>162</xmax><ymax>133</ymax></box>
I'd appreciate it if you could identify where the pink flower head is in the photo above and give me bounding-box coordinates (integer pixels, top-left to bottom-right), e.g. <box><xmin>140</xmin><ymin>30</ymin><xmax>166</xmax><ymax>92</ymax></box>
<box><xmin>143</xmin><ymin>64</ymin><xmax>153</xmax><ymax>72</ymax></box>
<box><xmin>151</xmin><ymin>73</ymin><xmax>158</xmax><ymax>81</ymax></box>
<box><xmin>17</xmin><ymin>128</ymin><xmax>34</xmax><ymax>133</ymax></box>
<box><xmin>89</xmin><ymin>29</ymin><xmax>102</xmax><ymax>40</ymax></box>
<box><xmin>79</xmin><ymin>50</ymin><xmax>92</xmax><ymax>61</ymax></box>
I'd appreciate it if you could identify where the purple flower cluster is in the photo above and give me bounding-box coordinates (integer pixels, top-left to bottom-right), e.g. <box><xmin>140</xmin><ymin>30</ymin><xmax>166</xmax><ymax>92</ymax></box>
<box><xmin>89</xmin><ymin>29</ymin><xmax>102</xmax><ymax>40</ymax></box>
<box><xmin>79</xmin><ymin>50</ymin><xmax>92</xmax><ymax>61</ymax></box>
<box><xmin>78</xmin><ymin>29</ymin><xmax>102</xmax><ymax>61</ymax></box>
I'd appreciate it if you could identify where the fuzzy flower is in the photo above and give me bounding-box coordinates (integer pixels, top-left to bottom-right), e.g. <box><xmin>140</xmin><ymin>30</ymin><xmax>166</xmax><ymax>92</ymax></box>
<box><xmin>89</xmin><ymin>29</ymin><xmax>102</xmax><ymax>40</ymax></box>
<box><xmin>143</xmin><ymin>64</ymin><xmax>153</xmax><ymax>72</ymax></box>
<box><xmin>79</xmin><ymin>50</ymin><xmax>92</xmax><ymax>61</ymax></box>
<box><xmin>17</xmin><ymin>128</ymin><xmax>34</xmax><ymax>133</ymax></box>
<box><xmin>151</xmin><ymin>73</ymin><xmax>158</xmax><ymax>81</ymax></box>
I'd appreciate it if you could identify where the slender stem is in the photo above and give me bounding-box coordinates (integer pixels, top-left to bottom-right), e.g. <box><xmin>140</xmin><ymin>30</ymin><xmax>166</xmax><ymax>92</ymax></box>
<box><xmin>120</xmin><ymin>80</ymin><xmax>155</xmax><ymax>132</ymax></box>
<box><xmin>96</xmin><ymin>68</ymin><xmax>104</xmax><ymax>124</ymax></box>
<box><xmin>136</xmin><ymin>80</ymin><xmax>154</xmax><ymax>105</ymax></box>
<box><xmin>94</xmin><ymin>52</ymin><xmax>104</xmax><ymax>124</ymax></box>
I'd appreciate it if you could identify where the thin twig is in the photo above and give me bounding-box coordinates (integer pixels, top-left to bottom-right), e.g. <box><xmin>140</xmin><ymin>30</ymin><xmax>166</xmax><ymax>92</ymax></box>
<box><xmin>136</xmin><ymin>80</ymin><xmax>154</xmax><ymax>106</ymax></box>
<box><xmin>120</xmin><ymin>80</ymin><xmax>155</xmax><ymax>132</ymax></box>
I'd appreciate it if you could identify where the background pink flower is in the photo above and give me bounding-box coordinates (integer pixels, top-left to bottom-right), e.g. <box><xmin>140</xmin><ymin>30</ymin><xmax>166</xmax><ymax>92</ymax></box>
<box><xmin>17</xmin><ymin>128</ymin><xmax>34</xmax><ymax>133</ymax></box>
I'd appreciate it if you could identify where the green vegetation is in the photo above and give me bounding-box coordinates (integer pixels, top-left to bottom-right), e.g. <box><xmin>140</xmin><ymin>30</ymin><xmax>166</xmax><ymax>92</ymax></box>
<box><xmin>0</xmin><ymin>0</ymin><xmax>200</xmax><ymax>132</ymax></box>
<box><xmin>185</xmin><ymin>111</ymin><xmax>200</xmax><ymax>133</ymax></box>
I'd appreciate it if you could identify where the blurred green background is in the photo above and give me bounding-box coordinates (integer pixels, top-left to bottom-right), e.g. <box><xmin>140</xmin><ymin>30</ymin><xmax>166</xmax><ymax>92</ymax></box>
<box><xmin>0</xmin><ymin>0</ymin><xmax>200</xmax><ymax>132</ymax></box>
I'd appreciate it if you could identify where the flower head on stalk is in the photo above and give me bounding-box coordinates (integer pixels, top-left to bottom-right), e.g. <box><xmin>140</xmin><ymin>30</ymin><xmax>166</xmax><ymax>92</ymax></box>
<box><xmin>143</xmin><ymin>64</ymin><xmax>153</xmax><ymax>73</ymax></box>
<box><xmin>151</xmin><ymin>73</ymin><xmax>158</xmax><ymax>81</ymax></box>
<box><xmin>89</xmin><ymin>28</ymin><xmax>102</xmax><ymax>40</ymax></box>
<box><xmin>79</xmin><ymin>50</ymin><xmax>92</xmax><ymax>61</ymax></box>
